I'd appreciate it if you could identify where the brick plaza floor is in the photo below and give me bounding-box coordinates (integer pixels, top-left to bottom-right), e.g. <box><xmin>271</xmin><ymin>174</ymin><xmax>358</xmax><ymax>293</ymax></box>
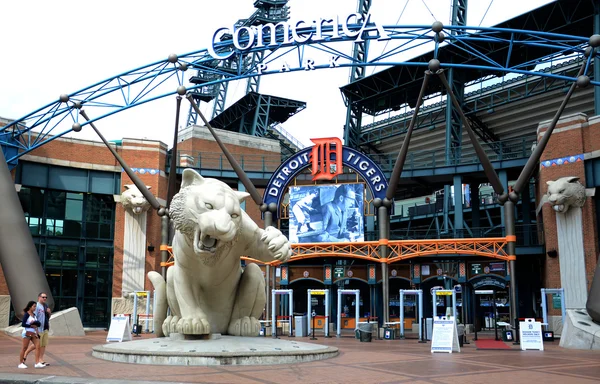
<box><xmin>0</xmin><ymin>331</ymin><xmax>599</xmax><ymax>383</ymax></box>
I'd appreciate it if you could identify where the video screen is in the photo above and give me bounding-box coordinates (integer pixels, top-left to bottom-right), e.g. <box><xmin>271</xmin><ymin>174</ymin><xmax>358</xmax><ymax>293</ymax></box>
<box><xmin>288</xmin><ymin>183</ymin><xmax>364</xmax><ymax>244</ymax></box>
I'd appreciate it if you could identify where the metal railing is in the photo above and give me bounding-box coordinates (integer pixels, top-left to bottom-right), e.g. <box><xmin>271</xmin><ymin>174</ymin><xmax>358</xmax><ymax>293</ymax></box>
<box><xmin>175</xmin><ymin>151</ymin><xmax>282</xmax><ymax>173</ymax></box>
<box><xmin>369</xmin><ymin>135</ymin><xmax>536</xmax><ymax>172</ymax></box>
<box><xmin>270</xmin><ymin>123</ymin><xmax>306</xmax><ymax>150</ymax></box>
<box><xmin>365</xmin><ymin>224</ymin><xmax>542</xmax><ymax>246</ymax></box>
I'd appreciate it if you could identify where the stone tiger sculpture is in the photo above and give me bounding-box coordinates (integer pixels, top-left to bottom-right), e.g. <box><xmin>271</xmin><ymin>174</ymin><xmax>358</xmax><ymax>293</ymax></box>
<box><xmin>545</xmin><ymin>176</ymin><xmax>586</xmax><ymax>214</ymax></box>
<box><xmin>121</xmin><ymin>184</ymin><xmax>151</xmax><ymax>214</ymax></box>
<box><xmin>148</xmin><ymin>169</ymin><xmax>291</xmax><ymax>337</ymax></box>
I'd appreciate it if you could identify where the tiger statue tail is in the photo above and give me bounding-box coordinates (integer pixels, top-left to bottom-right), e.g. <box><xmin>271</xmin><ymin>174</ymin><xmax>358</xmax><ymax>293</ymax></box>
<box><xmin>148</xmin><ymin>271</ymin><xmax>167</xmax><ymax>337</ymax></box>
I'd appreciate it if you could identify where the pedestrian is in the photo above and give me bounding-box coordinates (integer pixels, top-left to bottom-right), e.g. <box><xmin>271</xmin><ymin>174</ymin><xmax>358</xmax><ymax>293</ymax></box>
<box><xmin>18</xmin><ymin>301</ymin><xmax>45</xmax><ymax>369</ymax></box>
<box><xmin>24</xmin><ymin>292</ymin><xmax>51</xmax><ymax>366</ymax></box>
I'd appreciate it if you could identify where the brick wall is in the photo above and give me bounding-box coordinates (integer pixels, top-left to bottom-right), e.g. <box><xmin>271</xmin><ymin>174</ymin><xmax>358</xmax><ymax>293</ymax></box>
<box><xmin>537</xmin><ymin>113</ymin><xmax>599</xmax><ymax>308</ymax></box>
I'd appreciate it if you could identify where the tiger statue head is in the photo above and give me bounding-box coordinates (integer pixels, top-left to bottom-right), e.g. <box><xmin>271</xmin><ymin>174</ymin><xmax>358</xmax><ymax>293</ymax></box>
<box><xmin>169</xmin><ymin>169</ymin><xmax>249</xmax><ymax>264</ymax></box>
<box><xmin>121</xmin><ymin>184</ymin><xmax>151</xmax><ymax>214</ymax></box>
<box><xmin>546</xmin><ymin>176</ymin><xmax>586</xmax><ymax>214</ymax></box>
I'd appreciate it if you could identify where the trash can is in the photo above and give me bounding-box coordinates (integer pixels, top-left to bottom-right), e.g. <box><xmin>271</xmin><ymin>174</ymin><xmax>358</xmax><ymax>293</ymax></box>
<box><xmin>383</xmin><ymin>327</ymin><xmax>395</xmax><ymax>340</ymax></box>
<box><xmin>294</xmin><ymin>315</ymin><xmax>307</xmax><ymax>337</ymax></box>
<box><xmin>357</xmin><ymin>323</ymin><xmax>373</xmax><ymax>342</ymax></box>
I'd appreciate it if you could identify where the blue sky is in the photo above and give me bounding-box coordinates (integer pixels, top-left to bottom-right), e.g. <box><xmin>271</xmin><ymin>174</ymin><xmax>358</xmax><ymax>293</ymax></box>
<box><xmin>0</xmin><ymin>0</ymin><xmax>553</xmax><ymax>147</ymax></box>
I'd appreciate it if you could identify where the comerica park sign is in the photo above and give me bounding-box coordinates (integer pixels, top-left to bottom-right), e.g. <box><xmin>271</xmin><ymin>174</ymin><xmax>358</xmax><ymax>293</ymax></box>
<box><xmin>209</xmin><ymin>13</ymin><xmax>390</xmax><ymax>60</ymax></box>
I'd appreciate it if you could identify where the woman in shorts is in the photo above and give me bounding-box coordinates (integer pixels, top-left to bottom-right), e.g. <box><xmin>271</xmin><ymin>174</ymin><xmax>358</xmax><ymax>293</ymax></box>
<box><xmin>18</xmin><ymin>301</ymin><xmax>44</xmax><ymax>369</ymax></box>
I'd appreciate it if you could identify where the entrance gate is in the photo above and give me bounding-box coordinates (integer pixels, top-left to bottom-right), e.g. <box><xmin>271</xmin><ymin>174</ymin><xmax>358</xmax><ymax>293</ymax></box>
<box><xmin>399</xmin><ymin>289</ymin><xmax>423</xmax><ymax>340</ymax></box>
<box><xmin>307</xmin><ymin>289</ymin><xmax>330</xmax><ymax>337</ymax></box>
<box><xmin>336</xmin><ymin>289</ymin><xmax>360</xmax><ymax>337</ymax></box>
<box><xmin>432</xmin><ymin>289</ymin><xmax>457</xmax><ymax>320</ymax></box>
<box><xmin>271</xmin><ymin>289</ymin><xmax>293</xmax><ymax>338</ymax></box>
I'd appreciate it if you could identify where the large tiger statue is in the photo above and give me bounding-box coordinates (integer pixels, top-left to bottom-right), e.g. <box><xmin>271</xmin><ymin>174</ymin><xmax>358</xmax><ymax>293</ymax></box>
<box><xmin>148</xmin><ymin>169</ymin><xmax>291</xmax><ymax>337</ymax></box>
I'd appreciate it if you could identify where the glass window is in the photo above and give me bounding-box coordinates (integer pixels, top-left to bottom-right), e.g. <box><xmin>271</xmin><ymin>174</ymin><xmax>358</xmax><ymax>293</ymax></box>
<box><xmin>63</xmin><ymin>220</ymin><xmax>82</xmax><ymax>237</ymax></box>
<box><xmin>65</xmin><ymin>194</ymin><xmax>83</xmax><ymax>221</ymax></box>
<box><xmin>84</xmin><ymin>270</ymin><xmax>97</xmax><ymax>297</ymax></box>
<box><xmin>86</xmin><ymin>223</ymin><xmax>99</xmax><ymax>238</ymax></box>
<box><xmin>61</xmin><ymin>270</ymin><xmax>78</xmax><ymax>296</ymax></box>
<box><xmin>85</xmin><ymin>248</ymin><xmax>98</xmax><ymax>268</ymax></box>
<box><xmin>62</xmin><ymin>247</ymin><xmax>78</xmax><ymax>267</ymax></box>
<box><xmin>58</xmin><ymin>298</ymin><xmax>76</xmax><ymax>312</ymax></box>
<box><xmin>45</xmin><ymin>269</ymin><xmax>61</xmax><ymax>297</ymax></box>
<box><xmin>47</xmin><ymin>191</ymin><xmax>66</xmax><ymax>219</ymax></box>
<box><xmin>46</xmin><ymin>245</ymin><xmax>61</xmax><ymax>267</ymax></box>
<box><xmin>99</xmin><ymin>224</ymin><xmax>112</xmax><ymax>239</ymax></box>
<box><xmin>98</xmin><ymin>248</ymin><xmax>112</xmax><ymax>267</ymax></box>
<box><xmin>97</xmin><ymin>270</ymin><xmax>110</xmax><ymax>297</ymax></box>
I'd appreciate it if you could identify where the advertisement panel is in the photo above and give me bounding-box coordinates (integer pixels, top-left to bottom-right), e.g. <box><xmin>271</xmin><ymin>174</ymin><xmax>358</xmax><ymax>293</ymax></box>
<box><xmin>289</xmin><ymin>183</ymin><xmax>364</xmax><ymax>244</ymax></box>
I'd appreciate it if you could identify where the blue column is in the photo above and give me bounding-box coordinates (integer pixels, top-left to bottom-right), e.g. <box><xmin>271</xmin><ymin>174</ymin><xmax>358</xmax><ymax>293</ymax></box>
<box><xmin>443</xmin><ymin>185</ymin><xmax>450</xmax><ymax>233</ymax></box>
<box><xmin>595</xmin><ymin>5</ymin><xmax>600</xmax><ymax>115</ymax></box>
<box><xmin>499</xmin><ymin>170</ymin><xmax>508</xmax><ymax>231</ymax></box>
<box><xmin>238</xmin><ymin>181</ymin><xmax>246</xmax><ymax>211</ymax></box>
<box><xmin>470</xmin><ymin>182</ymin><xmax>481</xmax><ymax>236</ymax></box>
<box><xmin>453</xmin><ymin>175</ymin><xmax>463</xmax><ymax>236</ymax></box>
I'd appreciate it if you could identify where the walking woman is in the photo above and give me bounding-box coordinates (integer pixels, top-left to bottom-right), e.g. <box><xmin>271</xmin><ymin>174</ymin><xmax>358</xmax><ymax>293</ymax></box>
<box><xmin>18</xmin><ymin>301</ymin><xmax>45</xmax><ymax>369</ymax></box>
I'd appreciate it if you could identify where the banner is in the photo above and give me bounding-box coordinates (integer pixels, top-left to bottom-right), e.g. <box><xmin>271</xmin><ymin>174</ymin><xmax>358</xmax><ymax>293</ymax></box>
<box><xmin>289</xmin><ymin>183</ymin><xmax>364</xmax><ymax>244</ymax></box>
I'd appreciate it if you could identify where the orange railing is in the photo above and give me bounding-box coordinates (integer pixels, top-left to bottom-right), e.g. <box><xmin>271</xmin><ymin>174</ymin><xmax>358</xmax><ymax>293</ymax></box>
<box><xmin>160</xmin><ymin>237</ymin><xmax>510</xmax><ymax>267</ymax></box>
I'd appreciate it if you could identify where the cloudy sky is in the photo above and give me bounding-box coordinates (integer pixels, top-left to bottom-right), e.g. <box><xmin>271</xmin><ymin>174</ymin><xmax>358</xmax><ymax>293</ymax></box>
<box><xmin>0</xmin><ymin>0</ymin><xmax>553</xmax><ymax>148</ymax></box>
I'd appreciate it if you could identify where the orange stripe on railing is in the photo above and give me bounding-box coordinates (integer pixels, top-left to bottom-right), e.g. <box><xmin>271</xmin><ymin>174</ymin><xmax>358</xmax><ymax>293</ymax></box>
<box><xmin>160</xmin><ymin>245</ymin><xmax>170</xmax><ymax>251</ymax></box>
<box><xmin>506</xmin><ymin>235</ymin><xmax>517</xmax><ymax>242</ymax></box>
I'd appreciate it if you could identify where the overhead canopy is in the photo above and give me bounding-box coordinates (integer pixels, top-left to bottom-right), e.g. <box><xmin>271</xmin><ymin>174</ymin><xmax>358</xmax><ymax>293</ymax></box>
<box><xmin>340</xmin><ymin>0</ymin><xmax>596</xmax><ymax>116</ymax></box>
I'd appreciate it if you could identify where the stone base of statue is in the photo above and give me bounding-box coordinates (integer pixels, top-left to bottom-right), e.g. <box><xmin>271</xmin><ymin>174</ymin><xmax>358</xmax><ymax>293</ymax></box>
<box><xmin>92</xmin><ymin>334</ymin><xmax>338</xmax><ymax>366</ymax></box>
<box><xmin>559</xmin><ymin>309</ymin><xmax>600</xmax><ymax>350</ymax></box>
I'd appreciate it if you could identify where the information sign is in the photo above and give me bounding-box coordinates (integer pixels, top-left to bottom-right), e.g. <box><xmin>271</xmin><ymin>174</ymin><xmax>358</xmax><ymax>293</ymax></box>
<box><xmin>334</xmin><ymin>267</ymin><xmax>344</xmax><ymax>278</ymax></box>
<box><xmin>552</xmin><ymin>294</ymin><xmax>562</xmax><ymax>309</ymax></box>
<box><xmin>431</xmin><ymin>317</ymin><xmax>460</xmax><ymax>353</ymax></box>
<box><xmin>519</xmin><ymin>318</ymin><xmax>544</xmax><ymax>351</ymax></box>
<box><xmin>311</xmin><ymin>290</ymin><xmax>326</xmax><ymax>295</ymax></box>
<box><xmin>436</xmin><ymin>291</ymin><xmax>452</xmax><ymax>296</ymax></box>
<box><xmin>107</xmin><ymin>315</ymin><xmax>132</xmax><ymax>342</ymax></box>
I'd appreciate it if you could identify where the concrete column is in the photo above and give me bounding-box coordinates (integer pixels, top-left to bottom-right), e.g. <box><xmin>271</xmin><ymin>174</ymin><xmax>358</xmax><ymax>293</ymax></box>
<box><xmin>556</xmin><ymin>208</ymin><xmax>588</xmax><ymax>308</ymax></box>
<box><xmin>122</xmin><ymin>210</ymin><xmax>148</xmax><ymax>294</ymax></box>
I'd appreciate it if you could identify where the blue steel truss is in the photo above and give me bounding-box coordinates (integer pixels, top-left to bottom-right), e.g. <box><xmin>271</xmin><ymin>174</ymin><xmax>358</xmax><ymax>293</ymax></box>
<box><xmin>1</xmin><ymin>23</ymin><xmax>598</xmax><ymax>166</ymax></box>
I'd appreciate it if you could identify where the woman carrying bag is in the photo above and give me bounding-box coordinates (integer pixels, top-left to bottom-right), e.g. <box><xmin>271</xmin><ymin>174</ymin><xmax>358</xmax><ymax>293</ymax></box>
<box><xmin>18</xmin><ymin>301</ymin><xmax>45</xmax><ymax>369</ymax></box>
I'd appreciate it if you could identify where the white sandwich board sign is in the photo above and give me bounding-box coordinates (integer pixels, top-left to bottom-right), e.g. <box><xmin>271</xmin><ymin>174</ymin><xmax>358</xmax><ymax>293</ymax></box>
<box><xmin>431</xmin><ymin>317</ymin><xmax>460</xmax><ymax>353</ymax></box>
<box><xmin>519</xmin><ymin>318</ymin><xmax>543</xmax><ymax>351</ymax></box>
<box><xmin>107</xmin><ymin>314</ymin><xmax>132</xmax><ymax>342</ymax></box>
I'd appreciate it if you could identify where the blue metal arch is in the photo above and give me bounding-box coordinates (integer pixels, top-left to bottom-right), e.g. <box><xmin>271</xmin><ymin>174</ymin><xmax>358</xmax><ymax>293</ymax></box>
<box><xmin>1</xmin><ymin>24</ymin><xmax>597</xmax><ymax>165</ymax></box>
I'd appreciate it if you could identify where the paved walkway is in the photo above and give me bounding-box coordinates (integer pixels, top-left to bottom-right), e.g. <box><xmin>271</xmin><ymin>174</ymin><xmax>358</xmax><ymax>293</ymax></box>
<box><xmin>1</xmin><ymin>331</ymin><xmax>599</xmax><ymax>383</ymax></box>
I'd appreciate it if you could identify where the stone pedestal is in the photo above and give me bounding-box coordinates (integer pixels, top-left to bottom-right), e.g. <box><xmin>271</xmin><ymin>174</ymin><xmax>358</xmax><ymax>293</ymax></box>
<box><xmin>122</xmin><ymin>210</ymin><xmax>147</xmax><ymax>295</ymax></box>
<box><xmin>549</xmin><ymin>315</ymin><xmax>564</xmax><ymax>336</ymax></box>
<box><xmin>0</xmin><ymin>295</ymin><xmax>10</xmax><ymax>329</ymax></box>
<box><xmin>559</xmin><ymin>309</ymin><xmax>600</xmax><ymax>350</ymax></box>
<box><xmin>556</xmin><ymin>208</ymin><xmax>588</xmax><ymax>308</ymax></box>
